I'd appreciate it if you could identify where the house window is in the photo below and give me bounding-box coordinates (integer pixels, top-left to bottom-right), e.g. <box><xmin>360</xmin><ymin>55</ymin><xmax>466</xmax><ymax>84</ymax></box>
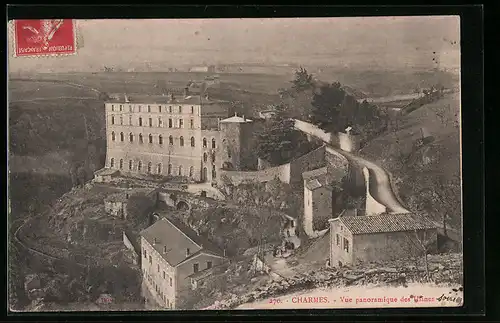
<box><xmin>111</xmin><ymin>115</ymin><xmax>115</xmax><ymax>125</ymax></box>
<box><xmin>212</xmin><ymin>138</ymin><xmax>216</xmax><ymax>149</ymax></box>
<box><xmin>228</xmin><ymin>150</ymin><xmax>231</xmax><ymax>158</ymax></box>
<box><xmin>129</xmin><ymin>133</ymin><xmax>134</xmax><ymax>142</ymax></box>
<box><xmin>111</xmin><ymin>104</ymin><xmax>114</xmax><ymax>111</ymax></box>
<box><xmin>190</xmin><ymin>136</ymin><xmax>195</xmax><ymax>147</ymax></box>
<box><xmin>178</xmin><ymin>165</ymin><xmax>183</xmax><ymax>176</ymax></box>
<box><xmin>189</xmin><ymin>166</ymin><xmax>194</xmax><ymax>177</ymax></box>
<box><xmin>336</xmin><ymin>234</ymin><xmax>340</xmax><ymax>246</ymax></box>
<box><xmin>343</xmin><ymin>238</ymin><xmax>349</xmax><ymax>253</ymax></box>
<box><xmin>111</xmin><ymin>132</ymin><xmax>116</xmax><ymax>141</ymax></box>
<box><xmin>179</xmin><ymin>136</ymin><xmax>184</xmax><ymax>147</ymax></box>
<box><xmin>212</xmin><ymin>153</ymin><xmax>216</xmax><ymax>163</ymax></box>
<box><xmin>149</xmin><ymin>134</ymin><xmax>153</xmax><ymax>144</ymax></box>
<box><xmin>190</xmin><ymin>106</ymin><xmax>194</xmax><ymax>114</ymax></box>
<box><xmin>129</xmin><ymin>116</ymin><xmax>132</xmax><ymax>125</ymax></box>
<box><xmin>149</xmin><ymin>118</ymin><xmax>153</xmax><ymax>127</ymax></box>
<box><xmin>147</xmin><ymin>105</ymin><xmax>151</xmax><ymax>112</ymax></box>
<box><xmin>119</xmin><ymin>159</ymin><xmax>123</xmax><ymax>169</ymax></box>
<box><xmin>193</xmin><ymin>263</ymin><xmax>199</xmax><ymax>273</ymax></box>
<box><xmin>203</xmin><ymin>138</ymin><xmax>207</xmax><ymax>148</ymax></box>
<box><xmin>157</xmin><ymin>264</ymin><xmax>160</xmax><ymax>272</ymax></box>
<box><xmin>169</xmin><ymin>135</ymin><xmax>173</xmax><ymax>145</ymax></box>
<box><xmin>179</xmin><ymin>119</ymin><xmax>184</xmax><ymax>128</ymax></box>
<box><xmin>138</xmin><ymin>161</ymin><xmax>142</xmax><ymax>172</ymax></box>
<box><xmin>120</xmin><ymin>104</ymin><xmax>123</xmax><ymax>111</ymax></box>
<box><xmin>129</xmin><ymin>160</ymin><xmax>133</xmax><ymax>170</ymax></box>
<box><xmin>120</xmin><ymin>116</ymin><xmax>123</xmax><ymax>125</ymax></box>
<box><xmin>207</xmin><ymin>261</ymin><xmax>212</xmax><ymax>269</ymax></box>
<box><xmin>159</xmin><ymin>105</ymin><xmax>162</xmax><ymax>113</ymax></box>
<box><xmin>110</xmin><ymin>158</ymin><xmax>115</xmax><ymax>168</ymax></box>
<box><xmin>129</xmin><ymin>105</ymin><xmax>133</xmax><ymax>112</ymax></box>
<box><xmin>157</xmin><ymin>163</ymin><xmax>162</xmax><ymax>174</ymax></box>
<box><xmin>186</xmin><ymin>248</ymin><xmax>190</xmax><ymax>256</ymax></box>
<box><xmin>147</xmin><ymin>162</ymin><xmax>152</xmax><ymax>173</ymax></box>
<box><xmin>163</xmin><ymin>271</ymin><xmax>165</xmax><ymax>279</ymax></box>
<box><xmin>212</xmin><ymin>165</ymin><xmax>216</xmax><ymax>178</ymax></box>
<box><xmin>168</xmin><ymin>164</ymin><xmax>172</xmax><ymax>175</ymax></box>
<box><xmin>169</xmin><ymin>106</ymin><xmax>172</xmax><ymax>113</ymax></box>
<box><xmin>159</xmin><ymin>135</ymin><xmax>163</xmax><ymax>145</ymax></box>
<box><xmin>149</xmin><ymin>255</ymin><xmax>152</xmax><ymax>264</ymax></box>
<box><xmin>143</xmin><ymin>249</ymin><xmax>147</xmax><ymax>258</ymax></box>
<box><xmin>179</xmin><ymin>106</ymin><xmax>182</xmax><ymax>114</ymax></box>
<box><xmin>120</xmin><ymin>132</ymin><xmax>124</xmax><ymax>142</ymax></box>
<box><xmin>203</xmin><ymin>153</ymin><xmax>208</xmax><ymax>162</ymax></box>
<box><xmin>169</xmin><ymin>277</ymin><xmax>172</xmax><ymax>287</ymax></box>
<box><xmin>139</xmin><ymin>117</ymin><xmax>143</xmax><ymax>126</ymax></box>
<box><xmin>158</xmin><ymin>117</ymin><xmax>163</xmax><ymax>127</ymax></box>
<box><xmin>190</xmin><ymin>119</ymin><xmax>194</xmax><ymax>129</ymax></box>
<box><xmin>168</xmin><ymin>118</ymin><xmax>173</xmax><ymax>128</ymax></box>
<box><xmin>139</xmin><ymin>133</ymin><xmax>143</xmax><ymax>144</ymax></box>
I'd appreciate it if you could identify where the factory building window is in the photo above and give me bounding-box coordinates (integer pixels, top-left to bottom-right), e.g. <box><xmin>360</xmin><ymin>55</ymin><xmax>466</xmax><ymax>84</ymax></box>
<box><xmin>189</xmin><ymin>166</ymin><xmax>194</xmax><ymax>177</ymax></box>
<box><xmin>138</xmin><ymin>106</ymin><xmax>142</xmax><ymax>112</ymax></box>
<box><xmin>129</xmin><ymin>160</ymin><xmax>133</xmax><ymax>171</ymax></box>
<box><xmin>157</xmin><ymin>163</ymin><xmax>162</xmax><ymax>174</ymax></box>
<box><xmin>203</xmin><ymin>153</ymin><xmax>208</xmax><ymax>162</ymax></box>
<box><xmin>149</xmin><ymin>134</ymin><xmax>153</xmax><ymax>144</ymax></box>
<box><xmin>139</xmin><ymin>117</ymin><xmax>143</xmax><ymax>126</ymax></box>
<box><xmin>159</xmin><ymin>135</ymin><xmax>163</xmax><ymax>145</ymax></box>
<box><xmin>111</xmin><ymin>132</ymin><xmax>116</xmax><ymax>141</ymax></box>
<box><xmin>169</xmin><ymin>106</ymin><xmax>172</xmax><ymax>113</ymax></box>
<box><xmin>158</xmin><ymin>117</ymin><xmax>163</xmax><ymax>127</ymax></box>
<box><xmin>111</xmin><ymin>115</ymin><xmax>115</xmax><ymax>125</ymax></box>
<box><xmin>139</xmin><ymin>133</ymin><xmax>143</xmax><ymax>144</ymax></box>
<box><xmin>212</xmin><ymin>154</ymin><xmax>216</xmax><ymax>163</ymax></box>
<box><xmin>111</xmin><ymin>104</ymin><xmax>114</xmax><ymax>112</ymax></box>
<box><xmin>212</xmin><ymin>138</ymin><xmax>216</xmax><ymax>149</ymax></box>
<box><xmin>212</xmin><ymin>165</ymin><xmax>216</xmax><ymax>179</ymax></box>
<box><xmin>120</xmin><ymin>105</ymin><xmax>123</xmax><ymax>112</ymax></box>
<box><xmin>119</xmin><ymin>159</ymin><xmax>123</xmax><ymax>169</ymax></box>
<box><xmin>110</xmin><ymin>158</ymin><xmax>115</xmax><ymax>168</ymax></box>
<box><xmin>190</xmin><ymin>106</ymin><xmax>194</xmax><ymax>114</ymax></box>
<box><xmin>168</xmin><ymin>164</ymin><xmax>172</xmax><ymax>175</ymax></box>
<box><xmin>168</xmin><ymin>118</ymin><xmax>173</xmax><ymax>128</ymax></box>
<box><xmin>203</xmin><ymin>138</ymin><xmax>207</xmax><ymax>148</ymax></box>
<box><xmin>169</xmin><ymin>135</ymin><xmax>173</xmax><ymax>145</ymax></box>
<box><xmin>149</xmin><ymin>118</ymin><xmax>153</xmax><ymax>127</ymax></box>
<box><xmin>190</xmin><ymin>119</ymin><xmax>194</xmax><ymax>129</ymax></box>
<box><xmin>178</xmin><ymin>106</ymin><xmax>182</xmax><ymax>114</ymax></box>
<box><xmin>129</xmin><ymin>116</ymin><xmax>132</xmax><ymax>125</ymax></box>
<box><xmin>190</xmin><ymin>137</ymin><xmax>195</xmax><ymax>147</ymax></box>
<box><xmin>147</xmin><ymin>162</ymin><xmax>152</xmax><ymax>173</ymax></box>
<box><xmin>129</xmin><ymin>133</ymin><xmax>134</xmax><ymax>142</ymax></box>
<box><xmin>120</xmin><ymin>132</ymin><xmax>124</xmax><ymax>142</ymax></box>
<box><xmin>129</xmin><ymin>105</ymin><xmax>133</xmax><ymax>112</ymax></box>
<box><xmin>148</xmin><ymin>105</ymin><xmax>151</xmax><ymax>113</ymax></box>
<box><xmin>179</xmin><ymin>119</ymin><xmax>184</xmax><ymax>128</ymax></box>
<box><xmin>178</xmin><ymin>165</ymin><xmax>183</xmax><ymax>176</ymax></box>
<box><xmin>120</xmin><ymin>116</ymin><xmax>123</xmax><ymax>125</ymax></box>
<box><xmin>179</xmin><ymin>136</ymin><xmax>184</xmax><ymax>147</ymax></box>
<box><xmin>138</xmin><ymin>161</ymin><xmax>142</xmax><ymax>172</ymax></box>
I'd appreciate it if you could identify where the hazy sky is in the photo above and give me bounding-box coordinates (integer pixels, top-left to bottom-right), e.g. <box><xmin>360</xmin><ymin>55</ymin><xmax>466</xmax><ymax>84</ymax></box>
<box><xmin>8</xmin><ymin>16</ymin><xmax>460</xmax><ymax>72</ymax></box>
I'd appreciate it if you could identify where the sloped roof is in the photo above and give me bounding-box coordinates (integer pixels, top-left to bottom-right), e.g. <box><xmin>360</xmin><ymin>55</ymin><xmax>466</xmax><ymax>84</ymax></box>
<box><xmin>140</xmin><ymin>216</ymin><xmax>223</xmax><ymax>266</ymax></box>
<box><xmin>302</xmin><ymin>167</ymin><xmax>328</xmax><ymax>181</ymax></box>
<box><xmin>220</xmin><ymin>115</ymin><xmax>253</xmax><ymax>123</ymax></box>
<box><xmin>338</xmin><ymin>213</ymin><xmax>438</xmax><ymax>235</ymax></box>
<box><xmin>305</xmin><ymin>179</ymin><xmax>323</xmax><ymax>190</ymax></box>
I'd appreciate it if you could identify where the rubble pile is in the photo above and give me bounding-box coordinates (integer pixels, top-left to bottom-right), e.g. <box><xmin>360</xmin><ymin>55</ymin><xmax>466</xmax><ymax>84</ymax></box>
<box><xmin>208</xmin><ymin>253</ymin><xmax>463</xmax><ymax>309</ymax></box>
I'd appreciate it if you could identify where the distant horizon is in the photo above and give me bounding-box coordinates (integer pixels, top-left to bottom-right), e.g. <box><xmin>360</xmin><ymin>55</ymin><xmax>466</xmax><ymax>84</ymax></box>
<box><xmin>8</xmin><ymin>17</ymin><xmax>460</xmax><ymax>73</ymax></box>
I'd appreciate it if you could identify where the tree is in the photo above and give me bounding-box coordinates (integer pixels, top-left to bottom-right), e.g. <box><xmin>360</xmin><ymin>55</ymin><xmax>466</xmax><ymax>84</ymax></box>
<box><xmin>310</xmin><ymin>82</ymin><xmax>346</xmax><ymax>133</ymax></box>
<box><xmin>255</xmin><ymin>104</ymin><xmax>311</xmax><ymax>165</ymax></box>
<box><xmin>291</xmin><ymin>67</ymin><xmax>315</xmax><ymax>92</ymax></box>
<box><xmin>404</xmin><ymin>229</ymin><xmax>436</xmax><ymax>281</ymax></box>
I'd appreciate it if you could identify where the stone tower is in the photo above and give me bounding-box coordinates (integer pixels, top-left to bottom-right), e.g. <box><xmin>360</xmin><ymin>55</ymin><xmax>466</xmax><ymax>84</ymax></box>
<box><xmin>219</xmin><ymin>113</ymin><xmax>256</xmax><ymax>171</ymax></box>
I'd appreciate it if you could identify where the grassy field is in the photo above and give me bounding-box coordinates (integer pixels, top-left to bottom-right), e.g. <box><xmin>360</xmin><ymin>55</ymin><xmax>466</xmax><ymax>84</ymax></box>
<box><xmin>360</xmin><ymin>92</ymin><xmax>461</xmax><ymax>230</ymax></box>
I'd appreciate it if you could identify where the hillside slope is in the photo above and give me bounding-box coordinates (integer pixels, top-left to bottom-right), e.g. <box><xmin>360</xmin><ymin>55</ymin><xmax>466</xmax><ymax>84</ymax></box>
<box><xmin>360</xmin><ymin>93</ymin><xmax>461</xmax><ymax>231</ymax></box>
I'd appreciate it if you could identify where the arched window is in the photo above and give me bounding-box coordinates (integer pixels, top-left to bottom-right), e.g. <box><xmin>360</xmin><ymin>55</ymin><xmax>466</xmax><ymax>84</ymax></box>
<box><xmin>169</xmin><ymin>135</ymin><xmax>173</xmax><ymax>145</ymax></box>
<box><xmin>168</xmin><ymin>118</ymin><xmax>173</xmax><ymax>128</ymax></box>
<box><xmin>159</xmin><ymin>135</ymin><xmax>163</xmax><ymax>145</ymax></box>
<box><xmin>129</xmin><ymin>133</ymin><xmax>134</xmax><ymax>142</ymax></box>
<box><xmin>157</xmin><ymin>163</ymin><xmax>162</xmax><ymax>174</ymax></box>
<box><xmin>138</xmin><ymin>161</ymin><xmax>142</xmax><ymax>172</ymax></box>
<box><xmin>168</xmin><ymin>164</ymin><xmax>172</xmax><ymax>175</ymax></box>
<box><xmin>203</xmin><ymin>138</ymin><xmax>207</xmax><ymax>148</ymax></box>
<box><xmin>120</xmin><ymin>116</ymin><xmax>123</xmax><ymax>125</ymax></box>
<box><xmin>111</xmin><ymin>115</ymin><xmax>115</xmax><ymax>125</ymax></box>
<box><xmin>212</xmin><ymin>165</ymin><xmax>216</xmax><ymax>179</ymax></box>
<box><xmin>178</xmin><ymin>165</ymin><xmax>183</xmax><ymax>176</ymax></box>
<box><xmin>129</xmin><ymin>160</ymin><xmax>133</xmax><ymax>170</ymax></box>
<box><xmin>179</xmin><ymin>136</ymin><xmax>184</xmax><ymax>147</ymax></box>
<box><xmin>203</xmin><ymin>153</ymin><xmax>208</xmax><ymax>162</ymax></box>
<box><xmin>139</xmin><ymin>117</ymin><xmax>143</xmax><ymax>126</ymax></box>
<box><xmin>139</xmin><ymin>133</ymin><xmax>143</xmax><ymax>144</ymax></box>
<box><xmin>149</xmin><ymin>134</ymin><xmax>153</xmax><ymax>144</ymax></box>
<box><xmin>189</xmin><ymin>166</ymin><xmax>194</xmax><ymax>177</ymax></box>
<box><xmin>111</xmin><ymin>132</ymin><xmax>116</xmax><ymax>141</ymax></box>
<box><xmin>120</xmin><ymin>132</ymin><xmax>124</xmax><ymax>142</ymax></box>
<box><xmin>212</xmin><ymin>138</ymin><xmax>216</xmax><ymax>149</ymax></box>
<box><xmin>190</xmin><ymin>136</ymin><xmax>195</xmax><ymax>147</ymax></box>
<box><xmin>110</xmin><ymin>158</ymin><xmax>115</xmax><ymax>168</ymax></box>
<box><xmin>119</xmin><ymin>159</ymin><xmax>124</xmax><ymax>169</ymax></box>
<box><xmin>147</xmin><ymin>162</ymin><xmax>152</xmax><ymax>173</ymax></box>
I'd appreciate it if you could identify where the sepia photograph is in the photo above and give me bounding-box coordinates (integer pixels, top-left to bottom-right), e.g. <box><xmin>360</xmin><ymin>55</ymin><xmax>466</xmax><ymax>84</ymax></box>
<box><xmin>8</xmin><ymin>16</ymin><xmax>463</xmax><ymax>312</ymax></box>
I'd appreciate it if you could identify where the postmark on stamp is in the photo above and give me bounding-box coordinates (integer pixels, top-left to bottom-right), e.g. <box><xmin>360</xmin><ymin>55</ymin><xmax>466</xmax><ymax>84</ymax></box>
<box><xmin>13</xmin><ymin>19</ymin><xmax>76</xmax><ymax>57</ymax></box>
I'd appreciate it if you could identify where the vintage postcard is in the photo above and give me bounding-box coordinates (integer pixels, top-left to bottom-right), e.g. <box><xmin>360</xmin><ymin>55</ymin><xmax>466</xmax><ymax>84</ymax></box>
<box><xmin>8</xmin><ymin>17</ymin><xmax>463</xmax><ymax>312</ymax></box>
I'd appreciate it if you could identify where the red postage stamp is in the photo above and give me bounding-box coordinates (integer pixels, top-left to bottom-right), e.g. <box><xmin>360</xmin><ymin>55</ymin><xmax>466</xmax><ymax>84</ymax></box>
<box><xmin>13</xmin><ymin>19</ymin><xmax>76</xmax><ymax>57</ymax></box>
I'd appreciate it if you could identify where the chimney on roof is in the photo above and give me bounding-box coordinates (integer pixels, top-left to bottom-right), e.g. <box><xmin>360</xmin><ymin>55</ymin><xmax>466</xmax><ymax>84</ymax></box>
<box><xmin>124</xmin><ymin>94</ymin><xmax>130</xmax><ymax>103</ymax></box>
<box><xmin>234</xmin><ymin>112</ymin><xmax>238</xmax><ymax>117</ymax></box>
<box><xmin>242</xmin><ymin>115</ymin><xmax>245</xmax><ymax>121</ymax></box>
